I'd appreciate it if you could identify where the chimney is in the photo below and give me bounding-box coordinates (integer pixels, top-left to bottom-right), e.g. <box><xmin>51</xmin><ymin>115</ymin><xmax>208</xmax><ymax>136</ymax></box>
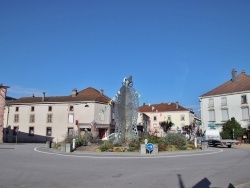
<box><xmin>42</xmin><ymin>92</ymin><xmax>45</xmax><ymax>102</ymax></box>
<box><xmin>72</xmin><ymin>88</ymin><xmax>77</xmax><ymax>97</ymax></box>
<box><xmin>32</xmin><ymin>93</ymin><xmax>35</xmax><ymax>98</ymax></box>
<box><xmin>232</xmin><ymin>69</ymin><xmax>237</xmax><ymax>82</ymax></box>
<box><xmin>176</xmin><ymin>102</ymin><xmax>179</xmax><ymax>109</ymax></box>
<box><xmin>100</xmin><ymin>89</ymin><xmax>104</xmax><ymax>95</ymax></box>
<box><xmin>242</xmin><ymin>70</ymin><xmax>246</xmax><ymax>74</ymax></box>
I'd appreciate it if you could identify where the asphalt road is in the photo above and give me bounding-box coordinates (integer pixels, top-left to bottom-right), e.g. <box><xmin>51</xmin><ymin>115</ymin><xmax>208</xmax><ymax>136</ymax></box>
<box><xmin>0</xmin><ymin>144</ymin><xmax>250</xmax><ymax>188</ymax></box>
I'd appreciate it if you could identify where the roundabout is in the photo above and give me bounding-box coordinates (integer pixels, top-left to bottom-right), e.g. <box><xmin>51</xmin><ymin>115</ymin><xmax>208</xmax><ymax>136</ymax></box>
<box><xmin>1</xmin><ymin>143</ymin><xmax>250</xmax><ymax>188</ymax></box>
<box><xmin>34</xmin><ymin>145</ymin><xmax>224</xmax><ymax>159</ymax></box>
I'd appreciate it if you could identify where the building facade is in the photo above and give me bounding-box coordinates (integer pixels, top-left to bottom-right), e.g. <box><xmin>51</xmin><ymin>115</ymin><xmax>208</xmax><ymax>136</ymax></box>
<box><xmin>138</xmin><ymin>102</ymin><xmax>197</xmax><ymax>137</ymax></box>
<box><xmin>199</xmin><ymin>69</ymin><xmax>250</xmax><ymax>134</ymax></box>
<box><xmin>0</xmin><ymin>84</ymin><xmax>9</xmax><ymax>143</ymax></box>
<box><xmin>4</xmin><ymin>87</ymin><xmax>115</xmax><ymax>143</ymax></box>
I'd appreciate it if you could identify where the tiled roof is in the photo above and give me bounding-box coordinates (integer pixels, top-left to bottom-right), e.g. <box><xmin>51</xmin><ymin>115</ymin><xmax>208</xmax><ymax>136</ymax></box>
<box><xmin>200</xmin><ymin>72</ymin><xmax>250</xmax><ymax>97</ymax></box>
<box><xmin>139</xmin><ymin>102</ymin><xmax>190</xmax><ymax>113</ymax></box>
<box><xmin>8</xmin><ymin>87</ymin><xmax>111</xmax><ymax>104</ymax></box>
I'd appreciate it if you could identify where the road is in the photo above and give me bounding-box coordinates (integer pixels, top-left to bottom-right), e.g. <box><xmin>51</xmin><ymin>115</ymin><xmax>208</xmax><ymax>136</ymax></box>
<box><xmin>0</xmin><ymin>144</ymin><xmax>250</xmax><ymax>188</ymax></box>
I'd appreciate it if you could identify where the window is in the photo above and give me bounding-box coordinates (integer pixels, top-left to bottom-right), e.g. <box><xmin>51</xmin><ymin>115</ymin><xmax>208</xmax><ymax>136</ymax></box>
<box><xmin>48</xmin><ymin>106</ymin><xmax>52</xmax><ymax>111</ymax></box>
<box><xmin>242</xmin><ymin>107</ymin><xmax>250</xmax><ymax>120</ymax></box>
<box><xmin>221</xmin><ymin>109</ymin><xmax>229</xmax><ymax>121</ymax></box>
<box><xmin>13</xmin><ymin>126</ymin><xmax>19</xmax><ymax>136</ymax></box>
<box><xmin>167</xmin><ymin>115</ymin><xmax>171</xmax><ymax>121</ymax></box>
<box><xmin>29</xmin><ymin>127</ymin><xmax>34</xmax><ymax>135</ymax></box>
<box><xmin>68</xmin><ymin>114</ymin><xmax>74</xmax><ymax>123</ymax></box>
<box><xmin>153</xmin><ymin>116</ymin><xmax>157</xmax><ymax>121</ymax></box>
<box><xmin>68</xmin><ymin>128</ymin><xmax>73</xmax><ymax>135</ymax></box>
<box><xmin>29</xmin><ymin>114</ymin><xmax>35</xmax><ymax>123</ymax></box>
<box><xmin>241</xmin><ymin>95</ymin><xmax>247</xmax><ymax>104</ymax></box>
<box><xmin>46</xmin><ymin>127</ymin><xmax>52</xmax><ymax>136</ymax></box>
<box><xmin>209</xmin><ymin>110</ymin><xmax>215</xmax><ymax>121</ymax></box>
<box><xmin>100</xmin><ymin>112</ymin><xmax>105</xmax><ymax>121</ymax></box>
<box><xmin>69</xmin><ymin>106</ymin><xmax>74</xmax><ymax>111</ymax></box>
<box><xmin>221</xmin><ymin>97</ymin><xmax>227</xmax><ymax>106</ymax></box>
<box><xmin>15</xmin><ymin>107</ymin><xmax>19</xmax><ymax>112</ymax></box>
<box><xmin>180</xmin><ymin>115</ymin><xmax>185</xmax><ymax>121</ymax></box>
<box><xmin>31</xmin><ymin>106</ymin><xmax>35</xmax><ymax>112</ymax></box>
<box><xmin>47</xmin><ymin>114</ymin><xmax>52</xmax><ymax>123</ymax></box>
<box><xmin>153</xmin><ymin>123</ymin><xmax>157</xmax><ymax>128</ymax></box>
<box><xmin>209</xmin><ymin>99</ymin><xmax>214</xmax><ymax>107</ymax></box>
<box><xmin>14</xmin><ymin>114</ymin><xmax>19</xmax><ymax>123</ymax></box>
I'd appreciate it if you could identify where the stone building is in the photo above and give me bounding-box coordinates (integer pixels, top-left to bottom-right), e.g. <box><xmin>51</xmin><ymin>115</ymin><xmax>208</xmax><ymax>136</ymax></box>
<box><xmin>0</xmin><ymin>84</ymin><xmax>9</xmax><ymax>143</ymax></box>
<box><xmin>4</xmin><ymin>87</ymin><xmax>115</xmax><ymax>143</ymax></box>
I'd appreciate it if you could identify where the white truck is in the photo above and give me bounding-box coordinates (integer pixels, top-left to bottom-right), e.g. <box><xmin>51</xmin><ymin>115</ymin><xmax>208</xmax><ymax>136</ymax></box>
<box><xmin>204</xmin><ymin>129</ymin><xmax>240</xmax><ymax>148</ymax></box>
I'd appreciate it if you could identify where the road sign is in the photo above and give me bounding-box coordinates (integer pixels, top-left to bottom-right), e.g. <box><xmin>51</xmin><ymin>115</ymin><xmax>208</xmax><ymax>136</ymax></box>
<box><xmin>146</xmin><ymin>143</ymin><xmax>154</xmax><ymax>152</ymax></box>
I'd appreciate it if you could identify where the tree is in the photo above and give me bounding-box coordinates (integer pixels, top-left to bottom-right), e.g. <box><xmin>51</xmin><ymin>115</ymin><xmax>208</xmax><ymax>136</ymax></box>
<box><xmin>220</xmin><ymin>117</ymin><xmax>246</xmax><ymax>139</ymax></box>
<box><xmin>159</xmin><ymin>120</ymin><xmax>173</xmax><ymax>133</ymax></box>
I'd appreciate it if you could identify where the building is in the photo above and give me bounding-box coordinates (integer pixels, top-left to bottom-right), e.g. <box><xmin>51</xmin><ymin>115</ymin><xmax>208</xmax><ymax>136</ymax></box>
<box><xmin>137</xmin><ymin>112</ymin><xmax>150</xmax><ymax>136</ymax></box>
<box><xmin>138</xmin><ymin>102</ymin><xmax>197</xmax><ymax>137</ymax></box>
<box><xmin>0</xmin><ymin>84</ymin><xmax>9</xmax><ymax>143</ymax></box>
<box><xmin>4</xmin><ymin>87</ymin><xmax>115</xmax><ymax>143</ymax></box>
<box><xmin>199</xmin><ymin>69</ymin><xmax>250</xmax><ymax>135</ymax></box>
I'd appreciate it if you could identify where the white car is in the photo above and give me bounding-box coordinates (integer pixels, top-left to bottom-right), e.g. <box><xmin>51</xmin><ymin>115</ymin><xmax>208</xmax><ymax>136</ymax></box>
<box><xmin>101</xmin><ymin>133</ymin><xmax>117</xmax><ymax>141</ymax></box>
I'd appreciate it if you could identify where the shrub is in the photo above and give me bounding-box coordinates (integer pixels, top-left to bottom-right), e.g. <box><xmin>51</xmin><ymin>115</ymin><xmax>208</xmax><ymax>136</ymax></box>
<box><xmin>178</xmin><ymin>145</ymin><xmax>187</xmax><ymax>150</ymax></box>
<box><xmin>113</xmin><ymin>147</ymin><xmax>127</xmax><ymax>152</ymax></box>
<box><xmin>158</xmin><ymin>144</ymin><xmax>166</xmax><ymax>151</ymax></box>
<box><xmin>127</xmin><ymin>147</ymin><xmax>136</xmax><ymax>152</ymax></box>
<box><xmin>99</xmin><ymin>141</ymin><xmax>112</xmax><ymax>152</ymax></box>
<box><xmin>95</xmin><ymin>148</ymin><xmax>101</xmax><ymax>152</ymax></box>
<box><xmin>165</xmin><ymin>133</ymin><xmax>187</xmax><ymax>148</ymax></box>
<box><xmin>166</xmin><ymin>145</ymin><xmax>177</xmax><ymax>151</ymax></box>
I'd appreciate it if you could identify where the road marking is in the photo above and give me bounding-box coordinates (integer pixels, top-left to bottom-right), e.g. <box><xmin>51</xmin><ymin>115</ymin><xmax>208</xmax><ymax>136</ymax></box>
<box><xmin>235</xmin><ymin>181</ymin><xmax>250</xmax><ymax>188</ymax></box>
<box><xmin>34</xmin><ymin>147</ymin><xmax>223</xmax><ymax>159</ymax></box>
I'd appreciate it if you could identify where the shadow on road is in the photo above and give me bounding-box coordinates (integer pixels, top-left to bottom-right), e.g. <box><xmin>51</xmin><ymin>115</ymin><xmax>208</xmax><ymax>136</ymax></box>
<box><xmin>177</xmin><ymin>174</ymin><xmax>236</xmax><ymax>188</ymax></box>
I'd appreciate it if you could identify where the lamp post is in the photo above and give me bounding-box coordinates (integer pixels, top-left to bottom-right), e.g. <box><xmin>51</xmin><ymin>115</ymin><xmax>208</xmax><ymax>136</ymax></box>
<box><xmin>233</xmin><ymin>128</ymin><xmax>235</xmax><ymax>140</ymax></box>
<box><xmin>15</xmin><ymin>127</ymin><xmax>19</xmax><ymax>144</ymax></box>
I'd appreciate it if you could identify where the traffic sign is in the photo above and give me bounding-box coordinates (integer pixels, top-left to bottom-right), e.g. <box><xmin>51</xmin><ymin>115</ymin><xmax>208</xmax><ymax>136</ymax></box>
<box><xmin>146</xmin><ymin>143</ymin><xmax>154</xmax><ymax>152</ymax></box>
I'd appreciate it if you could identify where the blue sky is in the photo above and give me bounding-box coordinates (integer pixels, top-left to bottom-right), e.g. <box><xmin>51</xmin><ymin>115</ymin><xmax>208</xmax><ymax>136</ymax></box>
<box><xmin>1</xmin><ymin>0</ymin><xmax>250</xmax><ymax>116</ymax></box>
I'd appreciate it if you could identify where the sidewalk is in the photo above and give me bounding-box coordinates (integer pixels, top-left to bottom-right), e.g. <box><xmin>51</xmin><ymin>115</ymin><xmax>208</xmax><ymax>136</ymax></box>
<box><xmin>235</xmin><ymin>143</ymin><xmax>250</xmax><ymax>147</ymax></box>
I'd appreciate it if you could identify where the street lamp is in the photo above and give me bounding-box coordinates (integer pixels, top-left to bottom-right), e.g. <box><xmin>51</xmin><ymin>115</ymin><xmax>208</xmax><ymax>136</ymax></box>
<box><xmin>233</xmin><ymin>128</ymin><xmax>234</xmax><ymax>140</ymax></box>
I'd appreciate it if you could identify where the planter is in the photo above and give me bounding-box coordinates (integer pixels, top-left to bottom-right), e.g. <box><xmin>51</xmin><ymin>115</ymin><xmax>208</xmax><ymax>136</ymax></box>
<box><xmin>46</xmin><ymin>141</ymin><xmax>51</xmax><ymax>149</ymax></box>
<box><xmin>201</xmin><ymin>141</ymin><xmax>208</xmax><ymax>150</ymax></box>
<box><xmin>140</xmin><ymin>144</ymin><xmax>158</xmax><ymax>155</ymax></box>
<box><xmin>66</xmin><ymin>143</ymin><xmax>72</xmax><ymax>153</ymax></box>
<box><xmin>61</xmin><ymin>143</ymin><xmax>66</xmax><ymax>152</ymax></box>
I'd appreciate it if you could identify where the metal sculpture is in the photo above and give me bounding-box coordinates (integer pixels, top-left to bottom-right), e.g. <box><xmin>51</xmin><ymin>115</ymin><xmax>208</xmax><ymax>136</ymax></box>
<box><xmin>114</xmin><ymin>76</ymin><xmax>139</xmax><ymax>144</ymax></box>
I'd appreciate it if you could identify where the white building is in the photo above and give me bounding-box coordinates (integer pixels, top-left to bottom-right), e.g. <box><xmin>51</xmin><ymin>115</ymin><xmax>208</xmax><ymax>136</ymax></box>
<box><xmin>4</xmin><ymin>87</ymin><xmax>115</xmax><ymax>143</ymax></box>
<box><xmin>138</xmin><ymin>102</ymin><xmax>198</xmax><ymax>137</ymax></box>
<box><xmin>199</xmin><ymin>69</ymin><xmax>250</xmax><ymax>133</ymax></box>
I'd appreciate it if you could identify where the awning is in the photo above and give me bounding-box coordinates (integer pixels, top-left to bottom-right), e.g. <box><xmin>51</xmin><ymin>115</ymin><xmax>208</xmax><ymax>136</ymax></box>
<box><xmin>79</xmin><ymin>125</ymin><xmax>91</xmax><ymax>129</ymax></box>
<box><xmin>96</xmin><ymin>125</ymin><xmax>109</xmax><ymax>129</ymax></box>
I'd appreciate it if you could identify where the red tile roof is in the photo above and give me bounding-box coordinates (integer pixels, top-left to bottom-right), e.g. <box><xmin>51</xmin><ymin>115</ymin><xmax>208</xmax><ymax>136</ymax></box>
<box><xmin>8</xmin><ymin>87</ymin><xmax>111</xmax><ymax>104</ymax></box>
<box><xmin>139</xmin><ymin>102</ymin><xmax>190</xmax><ymax>113</ymax></box>
<box><xmin>200</xmin><ymin>72</ymin><xmax>250</xmax><ymax>97</ymax></box>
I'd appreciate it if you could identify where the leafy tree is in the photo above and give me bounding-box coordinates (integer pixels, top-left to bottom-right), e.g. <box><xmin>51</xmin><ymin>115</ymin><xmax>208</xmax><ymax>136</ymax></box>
<box><xmin>159</xmin><ymin>120</ymin><xmax>173</xmax><ymax>133</ymax></box>
<box><xmin>220</xmin><ymin>117</ymin><xmax>246</xmax><ymax>139</ymax></box>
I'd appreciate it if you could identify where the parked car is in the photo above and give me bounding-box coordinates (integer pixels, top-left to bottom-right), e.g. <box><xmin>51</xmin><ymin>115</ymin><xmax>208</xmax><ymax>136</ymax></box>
<box><xmin>101</xmin><ymin>133</ymin><xmax>117</xmax><ymax>141</ymax></box>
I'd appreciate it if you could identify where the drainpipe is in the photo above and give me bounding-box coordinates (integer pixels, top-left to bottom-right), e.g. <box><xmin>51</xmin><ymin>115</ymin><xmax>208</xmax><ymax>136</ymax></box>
<box><xmin>5</xmin><ymin>104</ymin><xmax>10</xmax><ymax>142</ymax></box>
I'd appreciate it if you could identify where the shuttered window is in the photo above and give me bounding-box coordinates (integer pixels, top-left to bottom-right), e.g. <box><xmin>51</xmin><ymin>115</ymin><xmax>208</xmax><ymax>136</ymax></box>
<box><xmin>242</xmin><ymin>107</ymin><xmax>249</xmax><ymax>120</ymax></box>
<box><xmin>221</xmin><ymin>109</ymin><xmax>229</xmax><ymax>121</ymax></box>
<box><xmin>209</xmin><ymin>110</ymin><xmax>215</xmax><ymax>121</ymax></box>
